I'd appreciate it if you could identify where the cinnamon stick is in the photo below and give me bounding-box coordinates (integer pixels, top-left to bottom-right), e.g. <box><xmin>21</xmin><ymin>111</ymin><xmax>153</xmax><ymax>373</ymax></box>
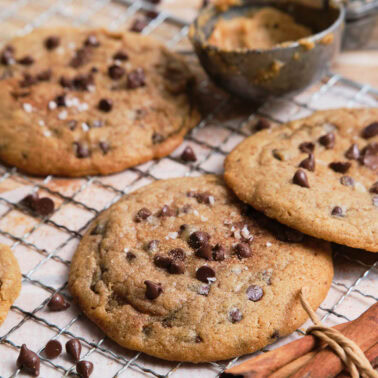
<box><xmin>291</xmin><ymin>303</ymin><xmax>378</xmax><ymax>378</ymax></box>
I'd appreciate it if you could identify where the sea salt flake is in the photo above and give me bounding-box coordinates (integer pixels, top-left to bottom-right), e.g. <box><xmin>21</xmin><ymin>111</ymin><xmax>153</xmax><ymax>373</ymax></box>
<box><xmin>241</xmin><ymin>225</ymin><xmax>250</xmax><ymax>239</ymax></box>
<box><xmin>43</xmin><ymin>130</ymin><xmax>52</xmax><ymax>137</ymax></box>
<box><xmin>123</xmin><ymin>247</ymin><xmax>129</xmax><ymax>253</ymax></box>
<box><xmin>23</xmin><ymin>103</ymin><xmax>33</xmax><ymax>113</ymax></box>
<box><xmin>165</xmin><ymin>232</ymin><xmax>178</xmax><ymax>240</ymax></box>
<box><xmin>81</xmin><ymin>122</ymin><xmax>90</xmax><ymax>132</ymax></box>
<box><xmin>193</xmin><ymin>209</ymin><xmax>199</xmax><ymax>216</ymax></box>
<box><xmin>208</xmin><ymin>196</ymin><xmax>215</xmax><ymax>205</ymax></box>
<box><xmin>48</xmin><ymin>101</ymin><xmax>57</xmax><ymax>110</ymax></box>
<box><xmin>78</xmin><ymin>102</ymin><xmax>89</xmax><ymax>112</ymax></box>
<box><xmin>266</xmin><ymin>242</ymin><xmax>272</xmax><ymax>247</ymax></box>
<box><xmin>200</xmin><ymin>216</ymin><xmax>208</xmax><ymax>221</ymax></box>
<box><xmin>58</xmin><ymin>110</ymin><xmax>68</xmax><ymax>120</ymax></box>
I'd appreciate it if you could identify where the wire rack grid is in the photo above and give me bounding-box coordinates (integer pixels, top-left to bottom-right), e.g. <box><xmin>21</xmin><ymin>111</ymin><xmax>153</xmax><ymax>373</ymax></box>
<box><xmin>0</xmin><ymin>0</ymin><xmax>377</xmax><ymax>377</ymax></box>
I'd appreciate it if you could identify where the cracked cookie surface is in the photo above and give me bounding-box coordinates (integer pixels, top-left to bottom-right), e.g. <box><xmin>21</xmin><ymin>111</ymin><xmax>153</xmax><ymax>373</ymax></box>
<box><xmin>225</xmin><ymin>108</ymin><xmax>378</xmax><ymax>252</ymax></box>
<box><xmin>0</xmin><ymin>28</ymin><xmax>200</xmax><ymax>177</ymax></box>
<box><xmin>69</xmin><ymin>175</ymin><xmax>333</xmax><ymax>362</ymax></box>
<box><xmin>0</xmin><ymin>244</ymin><xmax>21</xmax><ymax>325</ymax></box>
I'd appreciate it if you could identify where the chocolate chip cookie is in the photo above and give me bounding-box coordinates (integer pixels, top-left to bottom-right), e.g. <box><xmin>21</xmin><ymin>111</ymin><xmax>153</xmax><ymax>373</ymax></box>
<box><xmin>69</xmin><ymin>175</ymin><xmax>333</xmax><ymax>362</ymax></box>
<box><xmin>0</xmin><ymin>244</ymin><xmax>21</xmax><ymax>325</ymax></box>
<box><xmin>0</xmin><ymin>28</ymin><xmax>200</xmax><ymax>177</ymax></box>
<box><xmin>225</xmin><ymin>108</ymin><xmax>378</xmax><ymax>252</ymax></box>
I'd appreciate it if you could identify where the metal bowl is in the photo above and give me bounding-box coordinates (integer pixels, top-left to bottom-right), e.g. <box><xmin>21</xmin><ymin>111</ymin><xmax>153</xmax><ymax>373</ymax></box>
<box><xmin>189</xmin><ymin>0</ymin><xmax>345</xmax><ymax>102</ymax></box>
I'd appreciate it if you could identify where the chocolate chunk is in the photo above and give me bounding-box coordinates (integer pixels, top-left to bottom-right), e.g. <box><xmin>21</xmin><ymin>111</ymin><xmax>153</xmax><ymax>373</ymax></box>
<box><xmin>181</xmin><ymin>146</ymin><xmax>197</xmax><ymax>162</ymax></box>
<box><xmin>67</xmin><ymin>120</ymin><xmax>77</xmax><ymax>130</ymax></box>
<box><xmin>229</xmin><ymin>308</ymin><xmax>242</xmax><ymax>323</ymax></box>
<box><xmin>158</xmin><ymin>204</ymin><xmax>174</xmax><ymax>217</ymax></box>
<box><xmin>72</xmin><ymin>73</ymin><xmax>94</xmax><ymax>90</ymax></box>
<box><xmin>99</xmin><ymin>141</ymin><xmax>109</xmax><ymax>154</ymax></box>
<box><xmin>168</xmin><ymin>260</ymin><xmax>185</xmax><ymax>274</ymax></box>
<box><xmin>90</xmin><ymin>66</ymin><xmax>98</xmax><ymax>73</ymax></box>
<box><xmin>144</xmin><ymin>280</ymin><xmax>163</xmax><ymax>300</ymax></box>
<box><xmin>152</xmin><ymin>132</ymin><xmax>164</xmax><ymax>144</ymax></box>
<box><xmin>299</xmin><ymin>153</ymin><xmax>315</xmax><ymax>172</ymax></box>
<box><xmin>361</xmin><ymin>122</ymin><xmax>378</xmax><ymax>139</ymax></box>
<box><xmin>299</xmin><ymin>142</ymin><xmax>315</xmax><ymax>154</ymax></box>
<box><xmin>108</xmin><ymin>64</ymin><xmax>125</xmax><ymax>80</ymax></box>
<box><xmin>331</xmin><ymin>206</ymin><xmax>344</xmax><ymax>217</ymax></box>
<box><xmin>370</xmin><ymin>182</ymin><xmax>378</xmax><ymax>194</ymax></box>
<box><xmin>271</xmin><ymin>330</ymin><xmax>280</xmax><ymax>339</ymax></box>
<box><xmin>18</xmin><ymin>55</ymin><xmax>34</xmax><ymax>65</ymax></box>
<box><xmin>130</xmin><ymin>18</ymin><xmax>148</xmax><ymax>33</ymax></box>
<box><xmin>196</xmin><ymin>244</ymin><xmax>213</xmax><ymax>260</ymax></box>
<box><xmin>212</xmin><ymin>244</ymin><xmax>225</xmax><ymax>261</ymax></box>
<box><xmin>74</xmin><ymin>142</ymin><xmax>90</xmax><ymax>158</ymax></box>
<box><xmin>66</xmin><ymin>339</ymin><xmax>82</xmax><ymax>362</ymax></box>
<box><xmin>293</xmin><ymin>169</ymin><xmax>310</xmax><ymax>188</ymax></box>
<box><xmin>1</xmin><ymin>46</ymin><xmax>15</xmax><ymax>65</ymax></box>
<box><xmin>45</xmin><ymin>36</ymin><xmax>60</xmax><ymax>50</ymax></box>
<box><xmin>48</xmin><ymin>293</ymin><xmax>70</xmax><ymax>311</ymax></box>
<box><xmin>135</xmin><ymin>207</ymin><xmax>151</xmax><ymax>222</ymax></box>
<box><xmin>169</xmin><ymin>248</ymin><xmax>186</xmax><ymax>261</ymax></box>
<box><xmin>55</xmin><ymin>94</ymin><xmax>66</xmax><ymax>107</ymax></box>
<box><xmin>113</xmin><ymin>50</ymin><xmax>129</xmax><ymax>61</ymax></box>
<box><xmin>36</xmin><ymin>69</ymin><xmax>52</xmax><ymax>81</ymax></box>
<box><xmin>84</xmin><ymin>34</ymin><xmax>100</xmax><ymax>47</ymax></box>
<box><xmin>17</xmin><ymin>344</ymin><xmax>40</xmax><ymax>376</ymax></box>
<box><xmin>70</xmin><ymin>48</ymin><xmax>89</xmax><ymax>68</ymax></box>
<box><xmin>146</xmin><ymin>239</ymin><xmax>159</xmax><ymax>252</ymax></box>
<box><xmin>147</xmin><ymin>0</ymin><xmax>161</xmax><ymax>3</ymax></box>
<box><xmin>191</xmin><ymin>191</ymin><xmax>213</xmax><ymax>204</ymax></box>
<box><xmin>345</xmin><ymin>143</ymin><xmax>360</xmax><ymax>160</ymax></box>
<box><xmin>202</xmin><ymin>0</ymin><xmax>210</xmax><ymax>7</ymax></box>
<box><xmin>340</xmin><ymin>176</ymin><xmax>354</xmax><ymax>187</ymax></box>
<box><xmin>329</xmin><ymin>161</ymin><xmax>351</xmax><ymax>173</ymax></box>
<box><xmin>255</xmin><ymin>118</ymin><xmax>270</xmax><ymax>131</ymax></box>
<box><xmin>154</xmin><ymin>254</ymin><xmax>172</xmax><ymax>269</ymax></box>
<box><xmin>188</xmin><ymin>231</ymin><xmax>210</xmax><ymax>249</ymax></box>
<box><xmin>246</xmin><ymin>285</ymin><xmax>264</xmax><ymax>302</ymax></box>
<box><xmin>76</xmin><ymin>361</ymin><xmax>94</xmax><ymax>378</ymax></box>
<box><xmin>44</xmin><ymin>340</ymin><xmax>62</xmax><ymax>359</ymax></box>
<box><xmin>318</xmin><ymin>132</ymin><xmax>335</xmax><ymax>149</ymax></box>
<box><xmin>127</xmin><ymin>68</ymin><xmax>146</xmax><ymax>89</ymax></box>
<box><xmin>360</xmin><ymin>143</ymin><xmax>378</xmax><ymax>170</ymax></box>
<box><xmin>19</xmin><ymin>73</ymin><xmax>37</xmax><ymax>87</ymax></box>
<box><xmin>60</xmin><ymin>76</ymin><xmax>73</xmax><ymax>89</ymax></box>
<box><xmin>98</xmin><ymin>98</ymin><xmax>113</xmax><ymax>112</ymax></box>
<box><xmin>234</xmin><ymin>242</ymin><xmax>252</xmax><ymax>259</ymax></box>
<box><xmin>146</xmin><ymin>10</ymin><xmax>159</xmax><ymax>19</ymax></box>
<box><xmin>196</xmin><ymin>266</ymin><xmax>215</xmax><ymax>283</ymax></box>
<box><xmin>126</xmin><ymin>251</ymin><xmax>136</xmax><ymax>261</ymax></box>
<box><xmin>34</xmin><ymin>197</ymin><xmax>55</xmax><ymax>216</ymax></box>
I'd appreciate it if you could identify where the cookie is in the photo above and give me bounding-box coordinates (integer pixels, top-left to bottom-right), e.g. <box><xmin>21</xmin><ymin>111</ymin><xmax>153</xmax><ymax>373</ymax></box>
<box><xmin>225</xmin><ymin>108</ymin><xmax>378</xmax><ymax>252</ymax></box>
<box><xmin>69</xmin><ymin>175</ymin><xmax>333</xmax><ymax>362</ymax></box>
<box><xmin>0</xmin><ymin>28</ymin><xmax>200</xmax><ymax>177</ymax></box>
<box><xmin>0</xmin><ymin>244</ymin><xmax>21</xmax><ymax>325</ymax></box>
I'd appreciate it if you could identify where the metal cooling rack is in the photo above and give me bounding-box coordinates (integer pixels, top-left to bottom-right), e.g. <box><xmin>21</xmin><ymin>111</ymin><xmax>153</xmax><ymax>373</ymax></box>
<box><xmin>0</xmin><ymin>0</ymin><xmax>377</xmax><ymax>377</ymax></box>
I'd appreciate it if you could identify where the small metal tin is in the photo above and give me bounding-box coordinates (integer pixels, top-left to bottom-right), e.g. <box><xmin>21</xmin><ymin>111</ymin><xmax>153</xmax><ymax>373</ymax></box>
<box><xmin>189</xmin><ymin>0</ymin><xmax>345</xmax><ymax>102</ymax></box>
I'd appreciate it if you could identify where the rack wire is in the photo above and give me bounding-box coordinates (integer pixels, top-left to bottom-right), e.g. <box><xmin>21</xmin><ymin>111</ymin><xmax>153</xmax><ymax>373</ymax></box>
<box><xmin>0</xmin><ymin>0</ymin><xmax>377</xmax><ymax>377</ymax></box>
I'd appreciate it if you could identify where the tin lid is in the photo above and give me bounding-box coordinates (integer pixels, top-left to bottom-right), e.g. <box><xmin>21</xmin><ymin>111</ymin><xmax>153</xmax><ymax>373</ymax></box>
<box><xmin>345</xmin><ymin>0</ymin><xmax>378</xmax><ymax>20</ymax></box>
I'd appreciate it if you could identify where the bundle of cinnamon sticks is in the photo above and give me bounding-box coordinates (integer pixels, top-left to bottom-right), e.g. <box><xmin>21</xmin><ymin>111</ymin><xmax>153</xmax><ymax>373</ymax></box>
<box><xmin>222</xmin><ymin>303</ymin><xmax>378</xmax><ymax>378</ymax></box>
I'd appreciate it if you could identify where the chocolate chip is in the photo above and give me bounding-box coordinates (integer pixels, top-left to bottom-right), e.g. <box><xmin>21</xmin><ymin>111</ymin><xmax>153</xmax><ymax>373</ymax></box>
<box><xmin>331</xmin><ymin>206</ymin><xmax>344</xmax><ymax>217</ymax></box>
<box><xmin>126</xmin><ymin>251</ymin><xmax>136</xmax><ymax>260</ymax></box>
<box><xmin>66</xmin><ymin>339</ymin><xmax>82</xmax><ymax>362</ymax></box>
<box><xmin>70</xmin><ymin>48</ymin><xmax>89</xmax><ymax>68</ymax></box>
<box><xmin>98</xmin><ymin>98</ymin><xmax>113</xmax><ymax>112</ymax></box>
<box><xmin>345</xmin><ymin>143</ymin><xmax>360</xmax><ymax>160</ymax></box>
<box><xmin>60</xmin><ymin>76</ymin><xmax>73</xmax><ymax>89</ymax></box>
<box><xmin>84</xmin><ymin>34</ymin><xmax>100</xmax><ymax>47</ymax></box>
<box><xmin>45</xmin><ymin>36</ymin><xmax>60</xmax><ymax>50</ymax></box>
<box><xmin>255</xmin><ymin>118</ymin><xmax>270</xmax><ymax>131</ymax></box>
<box><xmin>146</xmin><ymin>240</ymin><xmax>159</xmax><ymax>252</ymax></box>
<box><xmin>299</xmin><ymin>142</ymin><xmax>315</xmax><ymax>154</ymax></box>
<box><xmin>76</xmin><ymin>361</ymin><xmax>94</xmax><ymax>378</ymax></box>
<box><xmin>154</xmin><ymin>254</ymin><xmax>172</xmax><ymax>269</ymax></box>
<box><xmin>271</xmin><ymin>330</ymin><xmax>280</xmax><ymax>339</ymax></box>
<box><xmin>188</xmin><ymin>231</ymin><xmax>210</xmax><ymax>249</ymax></box>
<box><xmin>169</xmin><ymin>248</ymin><xmax>186</xmax><ymax>261</ymax></box>
<box><xmin>127</xmin><ymin>68</ymin><xmax>146</xmax><ymax>89</ymax></box>
<box><xmin>135</xmin><ymin>207</ymin><xmax>151</xmax><ymax>222</ymax></box>
<box><xmin>299</xmin><ymin>153</ymin><xmax>315</xmax><ymax>172</ymax></box>
<box><xmin>48</xmin><ymin>293</ymin><xmax>70</xmax><ymax>311</ymax></box>
<box><xmin>90</xmin><ymin>66</ymin><xmax>98</xmax><ymax>73</ymax></box>
<box><xmin>158</xmin><ymin>205</ymin><xmax>174</xmax><ymax>217</ymax></box>
<box><xmin>17</xmin><ymin>344</ymin><xmax>40</xmax><ymax>376</ymax></box>
<box><xmin>293</xmin><ymin>169</ymin><xmax>310</xmax><ymax>188</ymax></box>
<box><xmin>202</xmin><ymin>0</ymin><xmax>210</xmax><ymax>7</ymax></box>
<box><xmin>229</xmin><ymin>308</ymin><xmax>242</xmax><ymax>323</ymax></box>
<box><xmin>234</xmin><ymin>242</ymin><xmax>252</xmax><ymax>259</ymax></box>
<box><xmin>72</xmin><ymin>73</ymin><xmax>94</xmax><ymax>90</ymax></box>
<box><xmin>360</xmin><ymin>143</ymin><xmax>378</xmax><ymax>170</ymax></box>
<box><xmin>181</xmin><ymin>146</ymin><xmax>197</xmax><ymax>162</ymax></box>
<box><xmin>191</xmin><ymin>191</ymin><xmax>213</xmax><ymax>204</ymax></box>
<box><xmin>212</xmin><ymin>244</ymin><xmax>225</xmax><ymax>261</ymax></box>
<box><xmin>34</xmin><ymin>197</ymin><xmax>55</xmax><ymax>216</ymax></box>
<box><xmin>196</xmin><ymin>244</ymin><xmax>213</xmax><ymax>260</ymax></box>
<box><xmin>19</xmin><ymin>73</ymin><xmax>37</xmax><ymax>87</ymax></box>
<box><xmin>246</xmin><ymin>285</ymin><xmax>264</xmax><ymax>302</ymax></box>
<box><xmin>44</xmin><ymin>340</ymin><xmax>62</xmax><ymax>359</ymax></box>
<box><xmin>20</xmin><ymin>192</ymin><xmax>39</xmax><ymax>210</ymax></box>
<box><xmin>144</xmin><ymin>280</ymin><xmax>163</xmax><ymax>300</ymax></box>
<box><xmin>113</xmin><ymin>50</ymin><xmax>129</xmax><ymax>61</ymax></box>
<box><xmin>361</xmin><ymin>122</ymin><xmax>378</xmax><ymax>139</ymax></box>
<box><xmin>318</xmin><ymin>132</ymin><xmax>335</xmax><ymax>149</ymax></box>
<box><xmin>168</xmin><ymin>260</ymin><xmax>185</xmax><ymax>274</ymax></box>
<box><xmin>67</xmin><ymin>120</ymin><xmax>77</xmax><ymax>130</ymax></box>
<box><xmin>97</xmin><ymin>141</ymin><xmax>109</xmax><ymax>155</ymax></box>
<box><xmin>340</xmin><ymin>176</ymin><xmax>354</xmax><ymax>187</ymax></box>
<box><xmin>18</xmin><ymin>55</ymin><xmax>34</xmax><ymax>65</ymax></box>
<box><xmin>108</xmin><ymin>64</ymin><xmax>125</xmax><ymax>80</ymax></box>
<box><xmin>74</xmin><ymin>142</ymin><xmax>90</xmax><ymax>158</ymax></box>
<box><xmin>146</xmin><ymin>10</ymin><xmax>159</xmax><ymax>19</ymax></box>
<box><xmin>147</xmin><ymin>0</ymin><xmax>161</xmax><ymax>3</ymax></box>
<box><xmin>130</xmin><ymin>18</ymin><xmax>148</xmax><ymax>33</ymax></box>
<box><xmin>329</xmin><ymin>161</ymin><xmax>351</xmax><ymax>173</ymax></box>
<box><xmin>370</xmin><ymin>182</ymin><xmax>378</xmax><ymax>194</ymax></box>
<box><xmin>36</xmin><ymin>69</ymin><xmax>52</xmax><ymax>81</ymax></box>
<box><xmin>152</xmin><ymin>132</ymin><xmax>164</xmax><ymax>144</ymax></box>
<box><xmin>55</xmin><ymin>94</ymin><xmax>66</xmax><ymax>107</ymax></box>
<box><xmin>196</xmin><ymin>266</ymin><xmax>215</xmax><ymax>283</ymax></box>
